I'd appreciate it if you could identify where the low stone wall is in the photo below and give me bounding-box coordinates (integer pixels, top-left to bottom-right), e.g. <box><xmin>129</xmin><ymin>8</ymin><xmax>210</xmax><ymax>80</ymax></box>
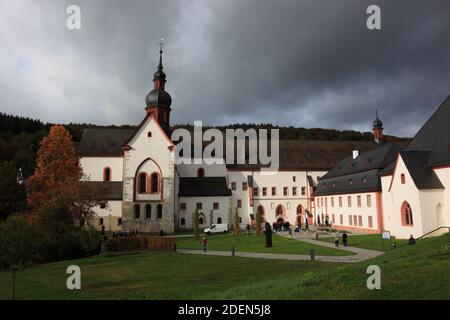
<box><xmin>104</xmin><ymin>236</ymin><xmax>175</xmax><ymax>252</ymax></box>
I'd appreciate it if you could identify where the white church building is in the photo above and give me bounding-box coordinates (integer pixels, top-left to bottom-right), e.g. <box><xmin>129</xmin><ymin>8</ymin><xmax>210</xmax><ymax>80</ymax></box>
<box><xmin>78</xmin><ymin>48</ymin><xmax>449</xmax><ymax>239</ymax></box>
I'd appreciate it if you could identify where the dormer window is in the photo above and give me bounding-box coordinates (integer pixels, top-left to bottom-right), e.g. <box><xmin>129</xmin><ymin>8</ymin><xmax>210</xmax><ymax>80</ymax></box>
<box><xmin>349</xmin><ymin>179</ymin><xmax>353</xmax><ymax>186</ymax></box>
<box><xmin>362</xmin><ymin>176</ymin><xmax>367</xmax><ymax>184</ymax></box>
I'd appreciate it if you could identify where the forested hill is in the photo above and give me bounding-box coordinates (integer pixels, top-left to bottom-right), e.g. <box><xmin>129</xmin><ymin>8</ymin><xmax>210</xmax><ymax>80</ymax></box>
<box><xmin>0</xmin><ymin>113</ymin><xmax>410</xmax><ymax>143</ymax></box>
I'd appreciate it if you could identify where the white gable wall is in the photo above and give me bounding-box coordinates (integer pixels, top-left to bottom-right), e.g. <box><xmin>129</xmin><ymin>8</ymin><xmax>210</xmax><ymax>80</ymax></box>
<box><xmin>80</xmin><ymin>157</ymin><xmax>123</xmax><ymax>181</ymax></box>
<box><xmin>122</xmin><ymin>116</ymin><xmax>175</xmax><ymax>232</ymax></box>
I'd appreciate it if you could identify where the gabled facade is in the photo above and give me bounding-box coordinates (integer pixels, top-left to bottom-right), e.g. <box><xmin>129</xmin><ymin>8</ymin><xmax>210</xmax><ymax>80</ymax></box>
<box><xmin>381</xmin><ymin>96</ymin><xmax>450</xmax><ymax>238</ymax></box>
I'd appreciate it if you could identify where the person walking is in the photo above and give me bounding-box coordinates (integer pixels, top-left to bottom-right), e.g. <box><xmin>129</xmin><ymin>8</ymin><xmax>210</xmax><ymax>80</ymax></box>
<box><xmin>334</xmin><ymin>232</ymin><xmax>340</xmax><ymax>247</ymax></box>
<box><xmin>202</xmin><ymin>237</ymin><xmax>208</xmax><ymax>252</ymax></box>
<box><xmin>342</xmin><ymin>232</ymin><xmax>348</xmax><ymax>246</ymax></box>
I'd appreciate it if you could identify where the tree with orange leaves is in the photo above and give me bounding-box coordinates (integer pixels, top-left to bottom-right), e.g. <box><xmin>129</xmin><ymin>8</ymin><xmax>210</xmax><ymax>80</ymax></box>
<box><xmin>26</xmin><ymin>125</ymin><xmax>82</xmax><ymax>221</ymax></box>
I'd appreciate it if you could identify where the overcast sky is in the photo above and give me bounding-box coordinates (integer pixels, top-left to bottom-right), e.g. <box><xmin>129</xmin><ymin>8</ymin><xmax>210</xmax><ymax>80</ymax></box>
<box><xmin>0</xmin><ymin>0</ymin><xmax>449</xmax><ymax>137</ymax></box>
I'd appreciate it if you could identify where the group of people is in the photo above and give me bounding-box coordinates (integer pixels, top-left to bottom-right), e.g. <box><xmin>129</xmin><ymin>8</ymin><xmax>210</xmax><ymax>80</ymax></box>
<box><xmin>334</xmin><ymin>232</ymin><xmax>348</xmax><ymax>247</ymax></box>
<box><xmin>111</xmin><ymin>230</ymin><xmax>140</xmax><ymax>238</ymax></box>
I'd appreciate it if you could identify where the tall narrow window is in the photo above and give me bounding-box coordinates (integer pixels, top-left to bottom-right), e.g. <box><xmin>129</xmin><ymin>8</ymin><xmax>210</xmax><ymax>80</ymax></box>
<box><xmin>145</xmin><ymin>204</ymin><xmax>152</xmax><ymax>219</ymax></box>
<box><xmin>138</xmin><ymin>173</ymin><xmax>147</xmax><ymax>193</ymax></box>
<box><xmin>103</xmin><ymin>167</ymin><xmax>111</xmax><ymax>182</ymax></box>
<box><xmin>242</xmin><ymin>182</ymin><xmax>248</xmax><ymax>191</ymax></box>
<box><xmin>401</xmin><ymin>201</ymin><xmax>413</xmax><ymax>226</ymax></box>
<box><xmin>367</xmin><ymin>195</ymin><xmax>372</xmax><ymax>207</ymax></box>
<box><xmin>197</xmin><ymin>168</ymin><xmax>205</xmax><ymax>177</ymax></box>
<box><xmin>157</xmin><ymin>204</ymin><xmax>163</xmax><ymax>219</ymax></box>
<box><xmin>357</xmin><ymin>195</ymin><xmax>362</xmax><ymax>207</ymax></box>
<box><xmin>151</xmin><ymin>172</ymin><xmax>159</xmax><ymax>193</ymax></box>
<box><xmin>134</xmin><ymin>204</ymin><xmax>140</xmax><ymax>219</ymax></box>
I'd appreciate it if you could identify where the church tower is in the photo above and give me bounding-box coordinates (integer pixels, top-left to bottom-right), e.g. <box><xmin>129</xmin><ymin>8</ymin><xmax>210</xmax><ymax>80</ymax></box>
<box><xmin>145</xmin><ymin>39</ymin><xmax>172</xmax><ymax>135</ymax></box>
<box><xmin>373</xmin><ymin>110</ymin><xmax>383</xmax><ymax>144</ymax></box>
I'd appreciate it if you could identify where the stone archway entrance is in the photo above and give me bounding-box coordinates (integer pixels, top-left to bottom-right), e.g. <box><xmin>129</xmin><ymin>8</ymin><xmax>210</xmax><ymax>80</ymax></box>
<box><xmin>275</xmin><ymin>204</ymin><xmax>286</xmax><ymax>224</ymax></box>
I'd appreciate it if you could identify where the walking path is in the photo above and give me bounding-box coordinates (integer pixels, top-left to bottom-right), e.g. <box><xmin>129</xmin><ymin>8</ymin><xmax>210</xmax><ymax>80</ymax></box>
<box><xmin>177</xmin><ymin>234</ymin><xmax>384</xmax><ymax>263</ymax></box>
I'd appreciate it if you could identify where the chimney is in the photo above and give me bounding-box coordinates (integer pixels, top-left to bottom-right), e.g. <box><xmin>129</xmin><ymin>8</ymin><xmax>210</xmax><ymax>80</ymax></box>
<box><xmin>352</xmin><ymin>150</ymin><xmax>359</xmax><ymax>160</ymax></box>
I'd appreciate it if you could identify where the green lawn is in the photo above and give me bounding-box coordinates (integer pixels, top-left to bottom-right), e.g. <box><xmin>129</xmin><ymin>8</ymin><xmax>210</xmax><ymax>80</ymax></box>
<box><xmin>205</xmin><ymin>233</ymin><xmax>450</xmax><ymax>299</ymax></box>
<box><xmin>176</xmin><ymin>233</ymin><xmax>355</xmax><ymax>256</ymax></box>
<box><xmin>1</xmin><ymin>233</ymin><xmax>449</xmax><ymax>300</ymax></box>
<box><xmin>318</xmin><ymin>234</ymin><xmax>409</xmax><ymax>252</ymax></box>
<box><xmin>0</xmin><ymin>252</ymin><xmax>334</xmax><ymax>300</ymax></box>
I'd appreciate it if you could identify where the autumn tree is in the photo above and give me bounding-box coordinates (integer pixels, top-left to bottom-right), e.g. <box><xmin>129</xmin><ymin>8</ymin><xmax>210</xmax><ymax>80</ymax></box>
<box><xmin>26</xmin><ymin>125</ymin><xmax>82</xmax><ymax>221</ymax></box>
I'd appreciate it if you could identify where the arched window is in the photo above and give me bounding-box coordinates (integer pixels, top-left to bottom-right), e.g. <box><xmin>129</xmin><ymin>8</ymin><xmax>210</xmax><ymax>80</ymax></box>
<box><xmin>99</xmin><ymin>218</ymin><xmax>104</xmax><ymax>225</ymax></box>
<box><xmin>180</xmin><ymin>218</ymin><xmax>186</xmax><ymax>226</ymax></box>
<box><xmin>103</xmin><ymin>167</ymin><xmax>111</xmax><ymax>181</ymax></box>
<box><xmin>199</xmin><ymin>216</ymin><xmax>204</xmax><ymax>225</ymax></box>
<box><xmin>401</xmin><ymin>201</ymin><xmax>413</xmax><ymax>226</ymax></box>
<box><xmin>138</xmin><ymin>173</ymin><xmax>147</xmax><ymax>193</ymax></box>
<box><xmin>151</xmin><ymin>172</ymin><xmax>159</xmax><ymax>193</ymax></box>
<box><xmin>197</xmin><ymin>167</ymin><xmax>205</xmax><ymax>177</ymax></box>
<box><xmin>145</xmin><ymin>204</ymin><xmax>152</xmax><ymax>219</ymax></box>
<box><xmin>217</xmin><ymin>217</ymin><xmax>222</xmax><ymax>224</ymax></box>
<box><xmin>400</xmin><ymin>174</ymin><xmax>406</xmax><ymax>184</ymax></box>
<box><xmin>296</xmin><ymin>205</ymin><xmax>303</xmax><ymax>215</ymax></box>
<box><xmin>157</xmin><ymin>204</ymin><xmax>163</xmax><ymax>219</ymax></box>
<box><xmin>134</xmin><ymin>204</ymin><xmax>140</xmax><ymax>219</ymax></box>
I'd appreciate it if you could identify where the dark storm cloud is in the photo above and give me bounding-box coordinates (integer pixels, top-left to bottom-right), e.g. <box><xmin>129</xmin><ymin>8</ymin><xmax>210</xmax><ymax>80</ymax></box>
<box><xmin>0</xmin><ymin>0</ymin><xmax>449</xmax><ymax>136</ymax></box>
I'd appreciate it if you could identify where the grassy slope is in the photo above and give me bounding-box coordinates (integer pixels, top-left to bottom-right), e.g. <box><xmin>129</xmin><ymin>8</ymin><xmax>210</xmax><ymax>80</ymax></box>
<box><xmin>0</xmin><ymin>253</ymin><xmax>334</xmax><ymax>300</ymax></box>
<box><xmin>203</xmin><ymin>233</ymin><xmax>450</xmax><ymax>299</ymax></box>
<box><xmin>1</xmin><ymin>234</ymin><xmax>449</xmax><ymax>300</ymax></box>
<box><xmin>176</xmin><ymin>233</ymin><xmax>354</xmax><ymax>256</ymax></box>
<box><xmin>318</xmin><ymin>234</ymin><xmax>409</xmax><ymax>252</ymax></box>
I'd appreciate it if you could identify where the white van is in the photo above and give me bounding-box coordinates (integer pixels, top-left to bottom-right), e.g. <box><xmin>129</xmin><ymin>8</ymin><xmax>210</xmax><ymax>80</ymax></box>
<box><xmin>204</xmin><ymin>223</ymin><xmax>229</xmax><ymax>234</ymax></box>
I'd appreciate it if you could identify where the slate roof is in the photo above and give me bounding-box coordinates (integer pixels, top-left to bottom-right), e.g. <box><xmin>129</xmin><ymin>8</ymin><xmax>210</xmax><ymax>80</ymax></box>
<box><xmin>405</xmin><ymin>95</ymin><xmax>450</xmax><ymax>167</ymax></box>
<box><xmin>226</xmin><ymin>140</ymin><xmax>384</xmax><ymax>170</ymax></box>
<box><xmin>314</xmin><ymin>143</ymin><xmax>403</xmax><ymax>196</ymax></box>
<box><xmin>400</xmin><ymin>151</ymin><xmax>444</xmax><ymax>190</ymax></box>
<box><xmin>78</xmin><ymin>126</ymin><xmax>393</xmax><ymax>171</ymax></box>
<box><xmin>179</xmin><ymin>177</ymin><xmax>232</xmax><ymax>197</ymax></box>
<box><xmin>77</xmin><ymin>129</ymin><xmax>134</xmax><ymax>156</ymax></box>
<box><xmin>320</xmin><ymin>143</ymin><xmax>403</xmax><ymax>179</ymax></box>
<box><xmin>80</xmin><ymin>181</ymin><xmax>123</xmax><ymax>200</ymax></box>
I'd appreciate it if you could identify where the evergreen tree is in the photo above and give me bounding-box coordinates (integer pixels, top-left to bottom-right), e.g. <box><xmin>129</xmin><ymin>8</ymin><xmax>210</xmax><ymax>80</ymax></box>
<box><xmin>0</xmin><ymin>215</ymin><xmax>40</xmax><ymax>299</ymax></box>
